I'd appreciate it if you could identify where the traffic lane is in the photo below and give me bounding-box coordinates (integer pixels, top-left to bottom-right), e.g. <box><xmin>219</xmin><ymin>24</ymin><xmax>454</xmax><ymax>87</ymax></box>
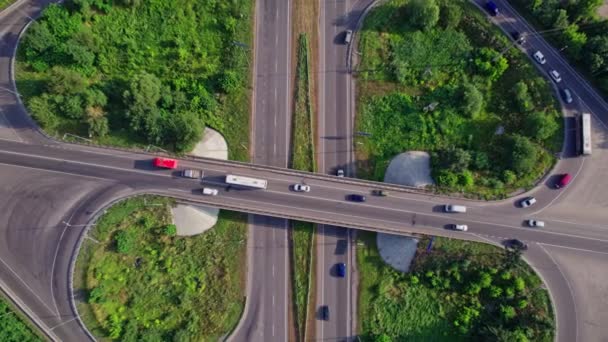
<box><xmin>317</xmin><ymin>225</ymin><xmax>350</xmax><ymax>341</ymax></box>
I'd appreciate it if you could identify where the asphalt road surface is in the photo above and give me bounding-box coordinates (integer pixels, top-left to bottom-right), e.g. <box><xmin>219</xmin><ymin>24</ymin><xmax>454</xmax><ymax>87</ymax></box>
<box><xmin>229</xmin><ymin>0</ymin><xmax>291</xmax><ymax>340</ymax></box>
<box><xmin>316</xmin><ymin>0</ymin><xmax>373</xmax><ymax>340</ymax></box>
<box><xmin>1</xmin><ymin>1</ymin><xmax>608</xmax><ymax>342</ymax></box>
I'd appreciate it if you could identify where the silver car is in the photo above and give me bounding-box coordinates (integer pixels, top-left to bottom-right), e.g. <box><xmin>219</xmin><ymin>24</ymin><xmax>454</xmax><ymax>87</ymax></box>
<box><xmin>549</xmin><ymin>70</ymin><xmax>562</xmax><ymax>83</ymax></box>
<box><xmin>520</xmin><ymin>197</ymin><xmax>537</xmax><ymax>208</ymax></box>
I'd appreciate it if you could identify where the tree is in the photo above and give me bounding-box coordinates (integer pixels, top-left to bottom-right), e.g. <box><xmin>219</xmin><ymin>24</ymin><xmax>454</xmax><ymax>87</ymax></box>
<box><xmin>62</xmin><ymin>95</ymin><xmax>84</xmax><ymax>119</ymax></box>
<box><xmin>474</xmin><ymin>48</ymin><xmax>509</xmax><ymax>81</ymax></box>
<box><xmin>407</xmin><ymin>0</ymin><xmax>439</xmax><ymax>31</ymax></box>
<box><xmin>115</xmin><ymin>230</ymin><xmax>136</xmax><ymax>254</ymax></box>
<box><xmin>562</xmin><ymin>23</ymin><xmax>587</xmax><ymax>59</ymax></box>
<box><xmin>502</xmin><ymin>170</ymin><xmax>517</xmax><ymax>185</ymax></box>
<box><xmin>553</xmin><ymin>9</ymin><xmax>569</xmax><ymax>30</ymax></box>
<box><xmin>459</xmin><ymin>170</ymin><xmax>474</xmax><ymax>187</ymax></box>
<box><xmin>500</xmin><ymin>305</ymin><xmax>516</xmax><ymax>320</ymax></box>
<box><xmin>85</xmin><ymin>106</ymin><xmax>109</xmax><ymax>138</ymax></box>
<box><xmin>524</xmin><ymin>111</ymin><xmax>558</xmax><ymax>142</ymax></box>
<box><xmin>435</xmin><ymin>147</ymin><xmax>471</xmax><ymax>172</ymax></box>
<box><xmin>461</xmin><ymin>83</ymin><xmax>483</xmax><ymax>118</ymax></box>
<box><xmin>567</xmin><ymin>0</ymin><xmax>604</xmax><ymax>23</ymax></box>
<box><xmin>479</xmin><ymin>272</ymin><xmax>493</xmax><ymax>288</ymax></box>
<box><xmin>162</xmin><ymin>110</ymin><xmax>203</xmax><ymax>152</ymax></box>
<box><xmin>508</xmin><ymin>135</ymin><xmax>539</xmax><ymax>175</ymax></box>
<box><xmin>472</xmin><ymin>151</ymin><xmax>490</xmax><ymax>170</ymax></box>
<box><xmin>513</xmin><ymin>81</ymin><xmax>533</xmax><ymax>112</ymax></box>
<box><xmin>584</xmin><ymin>35</ymin><xmax>608</xmax><ymax>75</ymax></box>
<box><xmin>23</xmin><ymin>21</ymin><xmax>56</xmax><ymax>54</ymax></box>
<box><xmin>439</xmin><ymin>3</ymin><xmax>462</xmax><ymax>29</ymax></box>
<box><xmin>436</xmin><ymin>170</ymin><xmax>458</xmax><ymax>187</ymax></box>
<box><xmin>28</xmin><ymin>95</ymin><xmax>59</xmax><ymax>131</ymax></box>
<box><xmin>123</xmin><ymin>72</ymin><xmax>163</xmax><ymax>139</ymax></box>
<box><xmin>47</xmin><ymin>66</ymin><xmax>88</xmax><ymax>95</ymax></box>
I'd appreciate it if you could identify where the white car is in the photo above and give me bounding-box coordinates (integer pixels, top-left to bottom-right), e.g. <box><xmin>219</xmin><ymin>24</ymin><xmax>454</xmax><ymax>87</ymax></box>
<box><xmin>344</xmin><ymin>30</ymin><xmax>353</xmax><ymax>44</ymax></box>
<box><xmin>527</xmin><ymin>219</ymin><xmax>545</xmax><ymax>227</ymax></box>
<box><xmin>549</xmin><ymin>70</ymin><xmax>562</xmax><ymax>83</ymax></box>
<box><xmin>533</xmin><ymin>51</ymin><xmax>546</xmax><ymax>64</ymax></box>
<box><xmin>202</xmin><ymin>187</ymin><xmax>218</xmax><ymax>196</ymax></box>
<box><xmin>292</xmin><ymin>184</ymin><xmax>311</xmax><ymax>192</ymax></box>
<box><xmin>450</xmin><ymin>224</ymin><xmax>468</xmax><ymax>231</ymax></box>
<box><xmin>520</xmin><ymin>197</ymin><xmax>537</xmax><ymax>208</ymax></box>
<box><xmin>337</xmin><ymin>169</ymin><xmax>345</xmax><ymax>177</ymax></box>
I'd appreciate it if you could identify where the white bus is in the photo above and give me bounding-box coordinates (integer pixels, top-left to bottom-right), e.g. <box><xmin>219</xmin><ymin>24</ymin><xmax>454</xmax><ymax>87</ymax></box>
<box><xmin>581</xmin><ymin>113</ymin><xmax>592</xmax><ymax>155</ymax></box>
<box><xmin>225</xmin><ymin>174</ymin><xmax>268</xmax><ymax>189</ymax></box>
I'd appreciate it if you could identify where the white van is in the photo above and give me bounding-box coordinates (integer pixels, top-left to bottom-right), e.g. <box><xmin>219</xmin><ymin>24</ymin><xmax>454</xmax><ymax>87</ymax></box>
<box><xmin>202</xmin><ymin>188</ymin><xmax>218</xmax><ymax>196</ymax></box>
<box><xmin>444</xmin><ymin>204</ymin><xmax>467</xmax><ymax>213</ymax></box>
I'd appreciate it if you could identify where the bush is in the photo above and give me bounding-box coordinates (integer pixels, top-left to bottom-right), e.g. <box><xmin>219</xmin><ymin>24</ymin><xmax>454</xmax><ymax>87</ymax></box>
<box><xmin>114</xmin><ymin>230</ymin><xmax>136</xmax><ymax>254</ymax></box>
<box><xmin>164</xmin><ymin>224</ymin><xmax>177</xmax><ymax>236</ymax></box>
<box><xmin>407</xmin><ymin>0</ymin><xmax>439</xmax><ymax>31</ymax></box>
<box><xmin>507</xmin><ymin>135</ymin><xmax>540</xmax><ymax>175</ymax></box>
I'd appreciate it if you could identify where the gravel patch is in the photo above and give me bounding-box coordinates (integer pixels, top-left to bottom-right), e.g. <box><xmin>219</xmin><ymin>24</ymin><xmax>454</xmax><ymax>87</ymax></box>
<box><xmin>170</xmin><ymin>127</ymin><xmax>228</xmax><ymax>236</ymax></box>
<box><xmin>377</xmin><ymin>233</ymin><xmax>419</xmax><ymax>273</ymax></box>
<box><xmin>377</xmin><ymin>151</ymin><xmax>435</xmax><ymax>272</ymax></box>
<box><xmin>383</xmin><ymin>151</ymin><xmax>433</xmax><ymax>188</ymax></box>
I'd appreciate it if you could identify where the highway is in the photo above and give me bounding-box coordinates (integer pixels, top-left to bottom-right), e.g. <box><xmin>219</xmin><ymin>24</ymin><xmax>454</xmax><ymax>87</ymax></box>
<box><xmin>229</xmin><ymin>0</ymin><xmax>292</xmax><ymax>340</ymax></box>
<box><xmin>0</xmin><ymin>1</ymin><xmax>607</xmax><ymax>341</ymax></box>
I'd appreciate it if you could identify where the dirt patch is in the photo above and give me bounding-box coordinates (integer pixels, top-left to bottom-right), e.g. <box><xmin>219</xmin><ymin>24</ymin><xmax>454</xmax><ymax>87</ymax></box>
<box><xmin>598</xmin><ymin>1</ymin><xmax>608</xmax><ymax>18</ymax></box>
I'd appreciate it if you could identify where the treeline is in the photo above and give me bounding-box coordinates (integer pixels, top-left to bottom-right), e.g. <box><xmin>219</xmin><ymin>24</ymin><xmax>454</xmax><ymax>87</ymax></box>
<box><xmin>19</xmin><ymin>0</ymin><xmax>252</xmax><ymax>152</ymax></box>
<box><xmin>511</xmin><ymin>0</ymin><xmax>608</xmax><ymax>97</ymax></box>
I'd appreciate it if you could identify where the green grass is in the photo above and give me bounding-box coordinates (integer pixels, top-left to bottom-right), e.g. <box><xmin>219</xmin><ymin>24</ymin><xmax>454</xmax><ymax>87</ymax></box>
<box><xmin>291</xmin><ymin>34</ymin><xmax>316</xmax><ymax>172</ymax></box>
<box><xmin>74</xmin><ymin>195</ymin><xmax>247</xmax><ymax>341</ymax></box>
<box><xmin>291</xmin><ymin>221</ymin><xmax>314</xmax><ymax>341</ymax></box>
<box><xmin>16</xmin><ymin>0</ymin><xmax>253</xmax><ymax>159</ymax></box>
<box><xmin>355</xmin><ymin>0</ymin><xmax>562</xmax><ymax>199</ymax></box>
<box><xmin>290</xmin><ymin>33</ymin><xmax>316</xmax><ymax>341</ymax></box>
<box><xmin>0</xmin><ymin>296</ymin><xmax>44</xmax><ymax>342</ymax></box>
<box><xmin>357</xmin><ymin>232</ymin><xmax>554</xmax><ymax>341</ymax></box>
<box><xmin>0</xmin><ymin>0</ymin><xmax>16</xmax><ymax>12</ymax></box>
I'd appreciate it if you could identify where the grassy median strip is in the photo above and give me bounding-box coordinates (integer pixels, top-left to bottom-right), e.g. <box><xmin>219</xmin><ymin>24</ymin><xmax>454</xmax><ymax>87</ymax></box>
<box><xmin>74</xmin><ymin>196</ymin><xmax>247</xmax><ymax>341</ymax></box>
<box><xmin>357</xmin><ymin>232</ymin><xmax>554</xmax><ymax>341</ymax></box>
<box><xmin>290</xmin><ymin>33</ymin><xmax>316</xmax><ymax>341</ymax></box>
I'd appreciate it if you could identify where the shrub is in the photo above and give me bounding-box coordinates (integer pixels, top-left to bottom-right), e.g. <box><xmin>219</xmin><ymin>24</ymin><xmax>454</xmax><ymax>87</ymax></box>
<box><xmin>407</xmin><ymin>0</ymin><xmax>439</xmax><ymax>31</ymax></box>
<box><xmin>164</xmin><ymin>224</ymin><xmax>177</xmax><ymax>236</ymax></box>
<box><xmin>502</xmin><ymin>170</ymin><xmax>517</xmax><ymax>185</ymax></box>
<box><xmin>115</xmin><ymin>230</ymin><xmax>136</xmax><ymax>254</ymax></box>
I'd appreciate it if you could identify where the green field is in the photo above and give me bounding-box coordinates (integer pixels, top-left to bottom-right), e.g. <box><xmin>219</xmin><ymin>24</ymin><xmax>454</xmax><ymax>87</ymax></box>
<box><xmin>74</xmin><ymin>196</ymin><xmax>247</xmax><ymax>341</ymax></box>
<box><xmin>357</xmin><ymin>232</ymin><xmax>554</xmax><ymax>341</ymax></box>
<box><xmin>16</xmin><ymin>0</ymin><xmax>253</xmax><ymax>160</ymax></box>
<box><xmin>0</xmin><ymin>0</ymin><xmax>16</xmax><ymax>12</ymax></box>
<box><xmin>355</xmin><ymin>0</ymin><xmax>562</xmax><ymax>199</ymax></box>
<box><xmin>0</xmin><ymin>297</ymin><xmax>44</xmax><ymax>342</ymax></box>
<box><xmin>290</xmin><ymin>33</ymin><xmax>315</xmax><ymax>341</ymax></box>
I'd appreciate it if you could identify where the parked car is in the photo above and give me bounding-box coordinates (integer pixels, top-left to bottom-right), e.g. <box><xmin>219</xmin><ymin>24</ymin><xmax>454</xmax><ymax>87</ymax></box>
<box><xmin>347</xmin><ymin>194</ymin><xmax>366</xmax><ymax>202</ymax></box>
<box><xmin>444</xmin><ymin>204</ymin><xmax>467</xmax><ymax>213</ymax></box>
<box><xmin>344</xmin><ymin>30</ymin><xmax>353</xmax><ymax>44</ymax></box>
<box><xmin>555</xmin><ymin>173</ymin><xmax>572</xmax><ymax>189</ymax></box>
<box><xmin>336</xmin><ymin>169</ymin><xmax>345</xmax><ymax>177</ymax></box>
<box><xmin>511</xmin><ymin>31</ymin><xmax>525</xmax><ymax>44</ymax></box>
<box><xmin>533</xmin><ymin>51</ymin><xmax>546</xmax><ymax>64</ymax></box>
<box><xmin>202</xmin><ymin>188</ymin><xmax>218</xmax><ymax>196</ymax></box>
<box><xmin>504</xmin><ymin>239</ymin><xmax>528</xmax><ymax>251</ymax></box>
<box><xmin>526</xmin><ymin>219</ymin><xmax>545</xmax><ymax>227</ymax></box>
<box><xmin>549</xmin><ymin>70</ymin><xmax>562</xmax><ymax>83</ymax></box>
<box><xmin>449</xmin><ymin>224</ymin><xmax>468</xmax><ymax>231</ymax></box>
<box><xmin>292</xmin><ymin>184</ymin><xmax>311</xmax><ymax>192</ymax></box>
<box><xmin>336</xmin><ymin>263</ymin><xmax>346</xmax><ymax>277</ymax></box>
<box><xmin>153</xmin><ymin>157</ymin><xmax>178</xmax><ymax>169</ymax></box>
<box><xmin>371</xmin><ymin>189</ymin><xmax>388</xmax><ymax>196</ymax></box>
<box><xmin>485</xmin><ymin>1</ymin><xmax>499</xmax><ymax>16</ymax></box>
<box><xmin>520</xmin><ymin>197</ymin><xmax>537</xmax><ymax>208</ymax></box>
<box><xmin>560</xmin><ymin>88</ymin><xmax>573</xmax><ymax>104</ymax></box>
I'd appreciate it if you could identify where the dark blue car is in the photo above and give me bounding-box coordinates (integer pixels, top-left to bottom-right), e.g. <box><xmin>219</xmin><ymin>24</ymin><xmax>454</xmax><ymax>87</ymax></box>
<box><xmin>336</xmin><ymin>263</ymin><xmax>346</xmax><ymax>277</ymax></box>
<box><xmin>486</xmin><ymin>1</ymin><xmax>498</xmax><ymax>16</ymax></box>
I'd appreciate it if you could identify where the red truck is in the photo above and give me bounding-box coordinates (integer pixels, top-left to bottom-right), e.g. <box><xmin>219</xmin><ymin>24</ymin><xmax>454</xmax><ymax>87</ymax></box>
<box><xmin>153</xmin><ymin>157</ymin><xmax>178</xmax><ymax>169</ymax></box>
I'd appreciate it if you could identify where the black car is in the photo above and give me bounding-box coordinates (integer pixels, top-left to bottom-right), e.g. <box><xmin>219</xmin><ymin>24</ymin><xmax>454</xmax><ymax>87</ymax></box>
<box><xmin>347</xmin><ymin>194</ymin><xmax>366</xmax><ymax>202</ymax></box>
<box><xmin>510</xmin><ymin>31</ymin><xmax>525</xmax><ymax>44</ymax></box>
<box><xmin>319</xmin><ymin>305</ymin><xmax>330</xmax><ymax>321</ymax></box>
<box><xmin>371</xmin><ymin>189</ymin><xmax>388</xmax><ymax>196</ymax></box>
<box><xmin>504</xmin><ymin>239</ymin><xmax>528</xmax><ymax>251</ymax></box>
